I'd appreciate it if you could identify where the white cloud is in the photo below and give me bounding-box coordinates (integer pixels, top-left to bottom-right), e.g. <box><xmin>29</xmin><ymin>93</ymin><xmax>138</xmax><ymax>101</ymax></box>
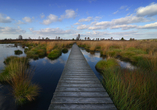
<box><xmin>0</xmin><ymin>13</ymin><xmax>13</xmax><ymax>23</ymax></box>
<box><xmin>111</xmin><ymin>25</ymin><xmax>137</xmax><ymax>30</ymax></box>
<box><xmin>113</xmin><ymin>10</ymin><xmax>119</xmax><ymax>14</ymax></box>
<box><xmin>88</xmin><ymin>26</ymin><xmax>102</xmax><ymax>30</ymax></box>
<box><xmin>31</xmin><ymin>27</ymin><xmax>74</xmax><ymax>35</ymax></box>
<box><xmin>112</xmin><ymin>15</ymin><xmax>148</xmax><ymax>25</ymax></box>
<box><xmin>40</xmin><ymin>13</ymin><xmax>45</xmax><ymax>19</ymax></box>
<box><xmin>95</xmin><ymin>21</ymin><xmax>111</xmax><ymax>26</ymax></box>
<box><xmin>22</xmin><ymin>17</ymin><xmax>32</xmax><ymax>23</ymax></box>
<box><xmin>43</xmin><ymin>9</ymin><xmax>76</xmax><ymax>25</ymax></box>
<box><xmin>77</xmin><ymin>24</ymin><xmax>89</xmax><ymax>30</ymax></box>
<box><xmin>79</xmin><ymin>17</ymin><xmax>93</xmax><ymax>22</ymax></box>
<box><xmin>17</xmin><ymin>20</ymin><xmax>25</xmax><ymax>24</ymax></box>
<box><xmin>138</xmin><ymin>22</ymin><xmax>157</xmax><ymax>29</ymax></box>
<box><xmin>60</xmin><ymin>9</ymin><xmax>76</xmax><ymax>19</ymax></box>
<box><xmin>74</xmin><ymin>22</ymin><xmax>80</xmax><ymax>25</ymax></box>
<box><xmin>43</xmin><ymin>14</ymin><xmax>58</xmax><ymax>25</ymax></box>
<box><xmin>136</xmin><ymin>2</ymin><xmax>157</xmax><ymax>17</ymax></box>
<box><xmin>0</xmin><ymin>27</ymin><xmax>26</xmax><ymax>34</ymax></box>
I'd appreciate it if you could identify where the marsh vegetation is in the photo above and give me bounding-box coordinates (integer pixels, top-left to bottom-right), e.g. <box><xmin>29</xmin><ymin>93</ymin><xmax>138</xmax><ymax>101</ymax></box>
<box><xmin>77</xmin><ymin>40</ymin><xmax>157</xmax><ymax>110</ymax></box>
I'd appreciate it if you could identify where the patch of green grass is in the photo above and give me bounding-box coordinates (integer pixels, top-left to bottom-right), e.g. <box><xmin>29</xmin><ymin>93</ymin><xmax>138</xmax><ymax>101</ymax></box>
<box><xmin>14</xmin><ymin>50</ymin><xmax>23</xmax><ymax>55</ymax></box>
<box><xmin>95</xmin><ymin>58</ymin><xmax>119</xmax><ymax>72</ymax></box>
<box><xmin>47</xmin><ymin>49</ymin><xmax>62</xmax><ymax>60</ymax></box>
<box><xmin>62</xmin><ymin>48</ymin><xmax>68</xmax><ymax>53</ymax></box>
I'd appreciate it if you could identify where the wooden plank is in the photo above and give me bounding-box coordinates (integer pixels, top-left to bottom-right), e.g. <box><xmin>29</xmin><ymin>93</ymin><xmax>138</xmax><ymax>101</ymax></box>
<box><xmin>49</xmin><ymin>104</ymin><xmax>117</xmax><ymax>110</ymax></box>
<box><xmin>53</xmin><ymin>91</ymin><xmax>109</xmax><ymax>97</ymax></box>
<box><xmin>51</xmin><ymin>97</ymin><xmax>113</xmax><ymax>103</ymax></box>
<box><xmin>55</xmin><ymin>87</ymin><xmax>106</xmax><ymax>92</ymax></box>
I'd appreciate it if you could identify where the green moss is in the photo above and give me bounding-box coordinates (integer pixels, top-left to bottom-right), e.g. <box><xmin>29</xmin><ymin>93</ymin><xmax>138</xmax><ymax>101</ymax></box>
<box><xmin>14</xmin><ymin>50</ymin><xmax>23</xmax><ymax>55</ymax></box>
<box><xmin>47</xmin><ymin>49</ymin><xmax>62</xmax><ymax>60</ymax></box>
<box><xmin>62</xmin><ymin>48</ymin><xmax>68</xmax><ymax>53</ymax></box>
<box><xmin>95</xmin><ymin>58</ymin><xmax>119</xmax><ymax>72</ymax></box>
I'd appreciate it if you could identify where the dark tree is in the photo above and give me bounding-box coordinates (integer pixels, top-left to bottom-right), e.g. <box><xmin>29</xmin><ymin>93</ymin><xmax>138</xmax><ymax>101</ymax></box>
<box><xmin>76</xmin><ymin>34</ymin><xmax>80</xmax><ymax>40</ymax></box>
<box><xmin>121</xmin><ymin>37</ymin><xmax>125</xmax><ymax>40</ymax></box>
<box><xmin>19</xmin><ymin>35</ymin><xmax>23</xmax><ymax>39</ymax></box>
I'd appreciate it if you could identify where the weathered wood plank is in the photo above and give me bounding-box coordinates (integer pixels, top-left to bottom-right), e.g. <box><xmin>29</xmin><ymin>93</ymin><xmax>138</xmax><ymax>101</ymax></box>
<box><xmin>55</xmin><ymin>87</ymin><xmax>106</xmax><ymax>92</ymax></box>
<box><xmin>49</xmin><ymin>104</ymin><xmax>117</xmax><ymax>110</ymax></box>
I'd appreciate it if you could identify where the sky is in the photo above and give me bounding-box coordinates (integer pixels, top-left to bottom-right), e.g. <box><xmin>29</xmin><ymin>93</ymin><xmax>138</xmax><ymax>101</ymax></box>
<box><xmin>0</xmin><ymin>0</ymin><xmax>157</xmax><ymax>40</ymax></box>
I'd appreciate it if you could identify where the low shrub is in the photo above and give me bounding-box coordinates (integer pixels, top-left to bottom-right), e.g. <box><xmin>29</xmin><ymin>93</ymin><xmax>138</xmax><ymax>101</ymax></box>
<box><xmin>62</xmin><ymin>48</ymin><xmax>68</xmax><ymax>53</ymax></box>
<box><xmin>14</xmin><ymin>50</ymin><xmax>23</xmax><ymax>55</ymax></box>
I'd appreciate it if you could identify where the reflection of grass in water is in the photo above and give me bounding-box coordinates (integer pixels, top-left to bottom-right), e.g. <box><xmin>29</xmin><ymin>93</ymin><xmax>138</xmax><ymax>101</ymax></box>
<box><xmin>0</xmin><ymin>57</ymin><xmax>40</xmax><ymax>105</ymax></box>
<box><xmin>14</xmin><ymin>50</ymin><xmax>23</xmax><ymax>55</ymax></box>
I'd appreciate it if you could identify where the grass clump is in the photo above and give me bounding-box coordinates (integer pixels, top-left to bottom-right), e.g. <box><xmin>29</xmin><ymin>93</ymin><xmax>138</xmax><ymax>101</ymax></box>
<box><xmin>62</xmin><ymin>48</ymin><xmax>68</xmax><ymax>53</ymax></box>
<box><xmin>14</xmin><ymin>50</ymin><xmax>23</xmax><ymax>55</ymax></box>
<box><xmin>47</xmin><ymin>49</ymin><xmax>62</xmax><ymax>60</ymax></box>
<box><xmin>0</xmin><ymin>58</ymin><xmax>40</xmax><ymax>105</ymax></box>
<box><xmin>25</xmin><ymin>44</ymin><xmax>46</xmax><ymax>59</ymax></box>
<box><xmin>1</xmin><ymin>57</ymin><xmax>29</xmax><ymax>82</ymax></box>
<box><xmin>95</xmin><ymin>58</ymin><xmax>119</xmax><ymax>72</ymax></box>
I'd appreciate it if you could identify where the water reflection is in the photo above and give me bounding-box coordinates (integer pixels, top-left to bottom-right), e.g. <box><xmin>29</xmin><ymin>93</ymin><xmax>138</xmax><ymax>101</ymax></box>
<box><xmin>117</xmin><ymin>59</ymin><xmax>136</xmax><ymax>70</ymax></box>
<box><xmin>80</xmin><ymin>48</ymin><xmax>136</xmax><ymax>80</ymax></box>
<box><xmin>0</xmin><ymin>44</ymin><xmax>71</xmax><ymax>110</ymax></box>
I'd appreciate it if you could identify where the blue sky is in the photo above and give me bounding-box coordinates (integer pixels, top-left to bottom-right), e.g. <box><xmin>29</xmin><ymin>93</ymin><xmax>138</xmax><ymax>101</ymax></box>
<box><xmin>0</xmin><ymin>0</ymin><xmax>157</xmax><ymax>40</ymax></box>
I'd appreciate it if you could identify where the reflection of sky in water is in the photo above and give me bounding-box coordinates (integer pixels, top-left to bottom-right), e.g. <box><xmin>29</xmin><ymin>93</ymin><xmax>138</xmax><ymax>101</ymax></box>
<box><xmin>80</xmin><ymin>49</ymin><xmax>103</xmax><ymax>80</ymax></box>
<box><xmin>80</xmin><ymin>48</ymin><xmax>136</xmax><ymax>80</ymax></box>
<box><xmin>0</xmin><ymin>44</ymin><xmax>26</xmax><ymax>72</ymax></box>
<box><xmin>117</xmin><ymin>59</ymin><xmax>136</xmax><ymax>70</ymax></box>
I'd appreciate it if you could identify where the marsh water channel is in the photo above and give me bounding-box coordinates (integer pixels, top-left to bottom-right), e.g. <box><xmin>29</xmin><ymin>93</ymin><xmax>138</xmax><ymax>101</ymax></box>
<box><xmin>0</xmin><ymin>43</ymin><xmax>136</xmax><ymax>110</ymax></box>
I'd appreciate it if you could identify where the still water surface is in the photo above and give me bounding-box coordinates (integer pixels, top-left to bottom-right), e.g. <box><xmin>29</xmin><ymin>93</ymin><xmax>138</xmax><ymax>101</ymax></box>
<box><xmin>0</xmin><ymin>44</ymin><xmax>135</xmax><ymax>110</ymax></box>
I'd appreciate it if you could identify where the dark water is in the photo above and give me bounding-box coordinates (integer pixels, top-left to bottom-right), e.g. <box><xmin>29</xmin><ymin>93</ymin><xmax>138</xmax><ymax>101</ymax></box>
<box><xmin>0</xmin><ymin>44</ymin><xmax>136</xmax><ymax>110</ymax></box>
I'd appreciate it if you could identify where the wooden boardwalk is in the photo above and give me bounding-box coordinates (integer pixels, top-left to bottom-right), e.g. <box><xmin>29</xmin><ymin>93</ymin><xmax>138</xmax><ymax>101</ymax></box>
<box><xmin>48</xmin><ymin>44</ymin><xmax>117</xmax><ymax>110</ymax></box>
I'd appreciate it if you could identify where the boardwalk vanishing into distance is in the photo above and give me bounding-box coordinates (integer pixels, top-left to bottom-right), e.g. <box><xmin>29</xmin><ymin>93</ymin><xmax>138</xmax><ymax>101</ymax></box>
<box><xmin>48</xmin><ymin>44</ymin><xmax>117</xmax><ymax>110</ymax></box>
